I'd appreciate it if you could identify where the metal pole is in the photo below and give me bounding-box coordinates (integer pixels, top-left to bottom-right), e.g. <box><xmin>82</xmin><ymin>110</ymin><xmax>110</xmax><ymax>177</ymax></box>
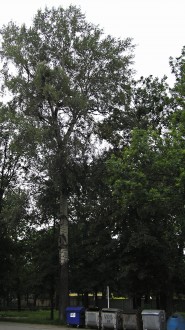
<box><xmin>107</xmin><ymin>286</ymin><xmax>109</xmax><ymax>308</ymax></box>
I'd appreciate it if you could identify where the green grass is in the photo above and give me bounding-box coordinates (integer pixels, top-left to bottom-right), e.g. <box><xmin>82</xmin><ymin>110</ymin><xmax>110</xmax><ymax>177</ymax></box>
<box><xmin>0</xmin><ymin>309</ymin><xmax>65</xmax><ymax>325</ymax></box>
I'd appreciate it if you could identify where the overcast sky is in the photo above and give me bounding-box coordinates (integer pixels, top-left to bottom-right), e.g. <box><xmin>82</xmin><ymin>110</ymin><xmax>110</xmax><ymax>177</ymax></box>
<box><xmin>1</xmin><ymin>0</ymin><xmax>185</xmax><ymax>85</ymax></box>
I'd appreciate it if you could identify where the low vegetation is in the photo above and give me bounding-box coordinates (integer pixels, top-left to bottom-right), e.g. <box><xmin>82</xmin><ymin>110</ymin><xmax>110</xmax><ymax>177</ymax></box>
<box><xmin>0</xmin><ymin>309</ymin><xmax>62</xmax><ymax>325</ymax></box>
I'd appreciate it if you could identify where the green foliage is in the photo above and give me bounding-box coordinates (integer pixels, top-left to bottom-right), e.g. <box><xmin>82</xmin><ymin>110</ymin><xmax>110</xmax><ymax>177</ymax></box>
<box><xmin>97</xmin><ymin>75</ymin><xmax>170</xmax><ymax>147</ymax></box>
<box><xmin>0</xmin><ymin>5</ymin><xmax>134</xmax><ymax>144</ymax></box>
<box><xmin>68</xmin><ymin>155</ymin><xmax>118</xmax><ymax>294</ymax></box>
<box><xmin>29</xmin><ymin>228</ymin><xmax>59</xmax><ymax>297</ymax></box>
<box><xmin>106</xmin><ymin>120</ymin><xmax>185</xmax><ymax>305</ymax></box>
<box><xmin>103</xmin><ymin>49</ymin><xmax>185</xmax><ymax>308</ymax></box>
<box><xmin>170</xmin><ymin>46</ymin><xmax>185</xmax><ymax>106</ymax></box>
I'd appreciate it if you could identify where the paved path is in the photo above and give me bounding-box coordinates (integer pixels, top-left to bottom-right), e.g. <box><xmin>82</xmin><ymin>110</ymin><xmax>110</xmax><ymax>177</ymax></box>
<box><xmin>0</xmin><ymin>322</ymin><xmax>71</xmax><ymax>330</ymax></box>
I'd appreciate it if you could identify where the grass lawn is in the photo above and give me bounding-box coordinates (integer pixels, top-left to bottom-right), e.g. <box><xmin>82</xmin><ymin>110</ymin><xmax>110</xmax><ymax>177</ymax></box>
<box><xmin>0</xmin><ymin>309</ymin><xmax>64</xmax><ymax>325</ymax></box>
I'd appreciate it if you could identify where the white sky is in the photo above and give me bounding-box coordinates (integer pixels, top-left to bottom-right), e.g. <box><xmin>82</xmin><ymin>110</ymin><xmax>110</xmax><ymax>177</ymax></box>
<box><xmin>0</xmin><ymin>0</ymin><xmax>185</xmax><ymax>85</ymax></box>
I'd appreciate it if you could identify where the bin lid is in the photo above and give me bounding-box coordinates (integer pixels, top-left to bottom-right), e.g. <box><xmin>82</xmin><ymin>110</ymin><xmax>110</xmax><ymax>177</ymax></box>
<box><xmin>66</xmin><ymin>306</ymin><xmax>85</xmax><ymax>312</ymax></box>
<box><xmin>142</xmin><ymin>310</ymin><xmax>165</xmax><ymax>316</ymax></box>
<box><xmin>102</xmin><ymin>308</ymin><xmax>123</xmax><ymax>313</ymax></box>
<box><xmin>123</xmin><ymin>311</ymin><xmax>138</xmax><ymax>315</ymax></box>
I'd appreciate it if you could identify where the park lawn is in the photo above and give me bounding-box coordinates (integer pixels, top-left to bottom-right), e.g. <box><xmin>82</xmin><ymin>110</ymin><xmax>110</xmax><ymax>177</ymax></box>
<box><xmin>0</xmin><ymin>309</ymin><xmax>63</xmax><ymax>325</ymax></box>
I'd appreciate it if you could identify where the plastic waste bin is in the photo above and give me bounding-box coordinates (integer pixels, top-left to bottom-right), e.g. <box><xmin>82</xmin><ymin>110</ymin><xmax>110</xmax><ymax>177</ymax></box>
<box><xmin>167</xmin><ymin>314</ymin><xmax>185</xmax><ymax>330</ymax></box>
<box><xmin>141</xmin><ymin>310</ymin><xmax>166</xmax><ymax>330</ymax></box>
<box><xmin>101</xmin><ymin>308</ymin><xmax>123</xmax><ymax>330</ymax></box>
<box><xmin>66</xmin><ymin>306</ymin><xmax>85</xmax><ymax>326</ymax></box>
<box><xmin>85</xmin><ymin>307</ymin><xmax>101</xmax><ymax>328</ymax></box>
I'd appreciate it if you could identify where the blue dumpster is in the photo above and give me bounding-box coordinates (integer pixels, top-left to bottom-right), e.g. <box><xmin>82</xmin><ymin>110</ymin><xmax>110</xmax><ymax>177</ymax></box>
<box><xmin>66</xmin><ymin>306</ymin><xmax>85</xmax><ymax>326</ymax></box>
<box><xmin>167</xmin><ymin>314</ymin><xmax>185</xmax><ymax>330</ymax></box>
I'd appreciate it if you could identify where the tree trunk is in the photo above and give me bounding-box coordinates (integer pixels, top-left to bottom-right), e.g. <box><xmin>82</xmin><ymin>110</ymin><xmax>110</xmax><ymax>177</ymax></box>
<box><xmin>17</xmin><ymin>292</ymin><xmax>21</xmax><ymax>311</ymax></box>
<box><xmin>161</xmin><ymin>286</ymin><xmax>173</xmax><ymax>318</ymax></box>
<box><xmin>159</xmin><ymin>290</ymin><xmax>167</xmax><ymax>311</ymax></box>
<box><xmin>83</xmin><ymin>292</ymin><xmax>89</xmax><ymax>308</ymax></box>
<box><xmin>94</xmin><ymin>290</ymin><xmax>98</xmax><ymax>307</ymax></box>
<box><xmin>133</xmin><ymin>295</ymin><xmax>141</xmax><ymax>309</ymax></box>
<box><xmin>50</xmin><ymin>291</ymin><xmax>54</xmax><ymax>320</ymax></box>
<box><xmin>58</xmin><ymin>192</ymin><xmax>69</xmax><ymax>322</ymax></box>
<box><xmin>34</xmin><ymin>295</ymin><xmax>37</xmax><ymax>307</ymax></box>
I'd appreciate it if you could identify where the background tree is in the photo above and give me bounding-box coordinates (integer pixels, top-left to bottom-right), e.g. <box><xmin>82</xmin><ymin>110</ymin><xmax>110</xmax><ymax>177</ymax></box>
<box><xmin>0</xmin><ymin>103</ymin><xmax>33</xmax><ymax>307</ymax></box>
<box><xmin>0</xmin><ymin>104</ymin><xmax>22</xmax><ymax>211</ymax></box>
<box><xmin>68</xmin><ymin>154</ymin><xmax>121</xmax><ymax>304</ymax></box>
<box><xmin>28</xmin><ymin>228</ymin><xmax>59</xmax><ymax>320</ymax></box>
<box><xmin>97</xmin><ymin>75</ymin><xmax>170</xmax><ymax>148</ymax></box>
<box><xmin>106</xmin><ymin>125</ymin><xmax>185</xmax><ymax>313</ymax></box>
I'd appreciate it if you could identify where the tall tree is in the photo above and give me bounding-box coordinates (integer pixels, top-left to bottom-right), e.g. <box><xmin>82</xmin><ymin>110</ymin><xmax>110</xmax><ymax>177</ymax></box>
<box><xmin>0</xmin><ymin>6</ymin><xmax>134</xmax><ymax>320</ymax></box>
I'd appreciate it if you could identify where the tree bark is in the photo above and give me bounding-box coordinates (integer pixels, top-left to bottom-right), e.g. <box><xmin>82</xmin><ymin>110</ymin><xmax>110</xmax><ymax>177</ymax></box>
<box><xmin>50</xmin><ymin>292</ymin><xmax>54</xmax><ymax>320</ymax></box>
<box><xmin>17</xmin><ymin>292</ymin><xmax>21</xmax><ymax>311</ymax></box>
<box><xmin>58</xmin><ymin>192</ymin><xmax>69</xmax><ymax>322</ymax></box>
<box><xmin>133</xmin><ymin>295</ymin><xmax>141</xmax><ymax>309</ymax></box>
